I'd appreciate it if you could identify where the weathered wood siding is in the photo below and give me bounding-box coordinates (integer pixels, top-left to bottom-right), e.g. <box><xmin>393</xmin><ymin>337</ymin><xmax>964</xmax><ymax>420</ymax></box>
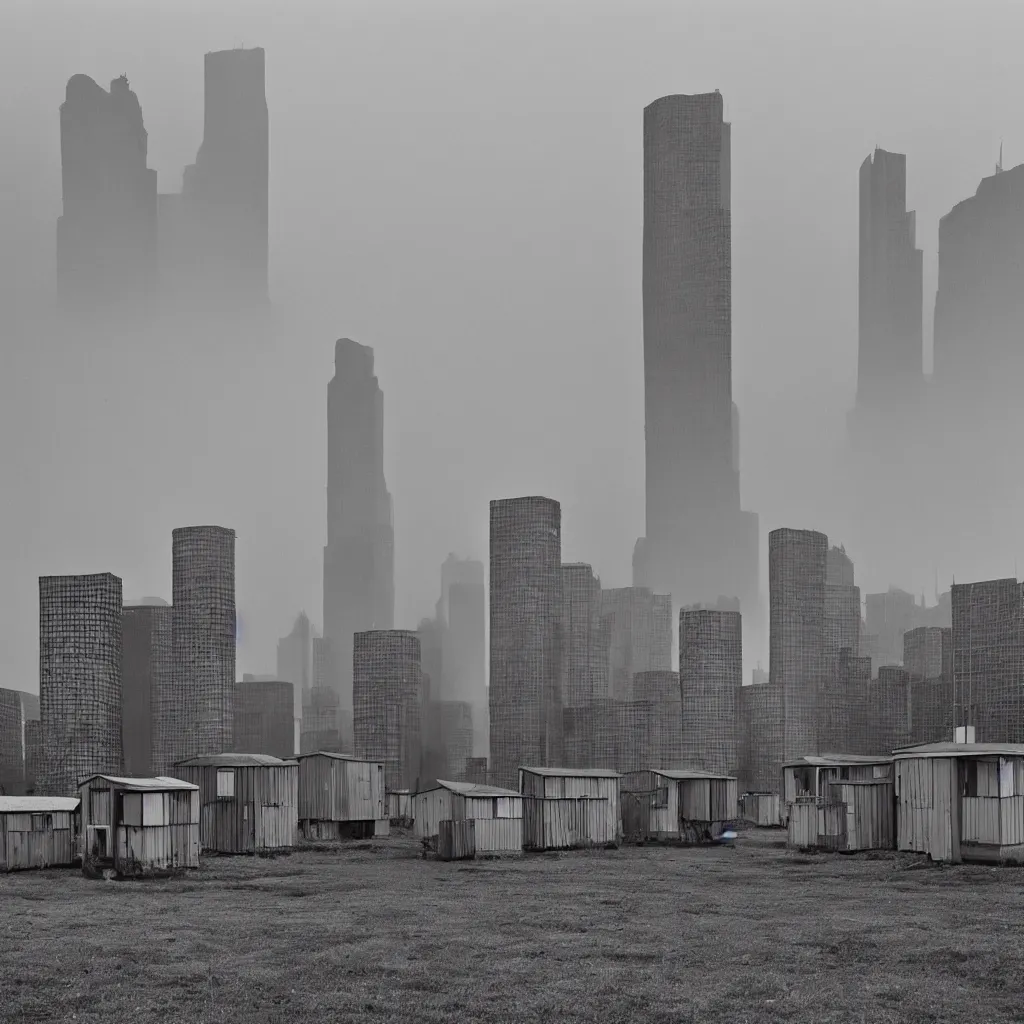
<box><xmin>0</xmin><ymin>810</ymin><xmax>76</xmax><ymax>871</ymax></box>
<box><xmin>473</xmin><ymin>817</ymin><xmax>522</xmax><ymax>854</ymax></box>
<box><xmin>388</xmin><ymin>791</ymin><xmax>413</xmax><ymax>820</ymax></box>
<box><xmin>787</xmin><ymin>800</ymin><xmax>847</xmax><ymax>850</ymax></box>
<box><xmin>621</xmin><ymin>771</ymin><xmax>673</xmax><ymax>837</ymax></box>
<box><xmin>522</xmin><ymin>796</ymin><xmax>616</xmax><ymax>850</ymax></box>
<box><xmin>895</xmin><ymin>756</ymin><xmax>960</xmax><ymax>863</ymax></box>
<box><xmin>829</xmin><ymin>781</ymin><xmax>895</xmax><ymax>851</ymax></box>
<box><xmin>414</xmin><ymin>789</ymin><xmax>454</xmax><ymax>839</ymax></box>
<box><xmin>438</xmin><ymin>819</ymin><xmax>475</xmax><ymax>861</ymax></box>
<box><xmin>298</xmin><ymin>755</ymin><xmax>386</xmax><ymax>824</ymax></box>
<box><xmin>787</xmin><ymin>800</ymin><xmax>817</xmax><ymax>848</ymax></box>
<box><xmin>740</xmin><ymin>792</ymin><xmax>782</xmax><ymax>827</ymax></box>
<box><xmin>176</xmin><ymin>764</ymin><xmax>298</xmax><ymax>854</ymax></box>
<box><xmin>115</xmin><ymin>789</ymin><xmax>200</xmax><ymax>873</ymax></box>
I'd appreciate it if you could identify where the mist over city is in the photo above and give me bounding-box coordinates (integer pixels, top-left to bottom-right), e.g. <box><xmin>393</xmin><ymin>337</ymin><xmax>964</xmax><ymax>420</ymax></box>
<box><xmin>4</xmin><ymin>3</ymin><xmax>1024</xmax><ymax>1021</ymax></box>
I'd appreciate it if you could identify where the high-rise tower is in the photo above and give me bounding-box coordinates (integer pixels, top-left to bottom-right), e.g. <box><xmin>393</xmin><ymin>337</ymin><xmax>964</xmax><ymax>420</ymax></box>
<box><xmin>322</xmin><ymin>339</ymin><xmax>394</xmax><ymax>747</ymax></box>
<box><xmin>854</xmin><ymin>148</ymin><xmax>924</xmax><ymax>418</ymax></box>
<box><xmin>634</xmin><ymin>91</ymin><xmax>759</xmax><ymax>654</ymax></box>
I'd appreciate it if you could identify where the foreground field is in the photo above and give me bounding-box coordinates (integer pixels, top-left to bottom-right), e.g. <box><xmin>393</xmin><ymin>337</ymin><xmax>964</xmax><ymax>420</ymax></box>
<box><xmin>3</xmin><ymin>828</ymin><xmax>1024</xmax><ymax>1023</ymax></box>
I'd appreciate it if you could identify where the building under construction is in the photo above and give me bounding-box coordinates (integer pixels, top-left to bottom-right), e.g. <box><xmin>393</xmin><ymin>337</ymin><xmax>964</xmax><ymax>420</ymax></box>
<box><xmin>39</xmin><ymin>573</ymin><xmax>124</xmax><ymax>796</ymax></box>
<box><xmin>489</xmin><ymin>496</ymin><xmax>563</xmax><ymax>789</ymax></box>
<box><xmin>155</xmin><ymin>526</ymin><xmax>236</xmax><ymax>773</ymax></box>
<box><xmin>679</xmin><ymin>610</ymin><xmax>742</xmax><ymax>776</ymax></box>
<box><xmin>353</xmin><ymin>629</ymin><xmax>422</xmax><ymax>791</ymax></box>
<box><xmin>121</xmin><ymin>602</ymin><xmax>173</xmax><ymax>776</ymax></box>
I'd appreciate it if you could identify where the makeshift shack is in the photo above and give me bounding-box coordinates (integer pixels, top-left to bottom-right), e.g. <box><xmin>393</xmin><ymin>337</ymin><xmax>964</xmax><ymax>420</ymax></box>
<box><xmin>519</xmin><ymin>767</ymin><xmax>620</xmax><ymax>850</ymax></box>
<box><xmin>893</xmin><ymin>742</ymin><xmax>1024</xmax><ymax>864</ymax></box>
<box><xmin>740</xmin><ymin>792</ymin><xmax>784</xmax><ymax>827</ymax></box>
<box><xmin>78</xmin><ymin>775</ymin><xmax>199</xmax><ymax>876</ymax></box>
<box><xmin>297</xmin><ymin>752</ymin><xmax>388</xmax><ymax>839</ymax></box>
<box><xmin>0</xmin><ymin>796</ymin><xmax>79</xmax><ymax>872</ymax></box>
<box><xmin>414</xmin><ymin>779</ymin><xmax>523</xmax><ymax>858</ymax></box>
<box><xmin>174</xmin><ymin>753</ymin><xmax>299</xmax><ymax>854</ymax></box>
<box><xmin>621</xmin><ymin>770</ymin><xmax>738</xmax><ymax>842</ymax></box>
<box><xmin>388</xmin><ymin>789</ymin><xmax>413</xmax><ymax>825</ymax></box>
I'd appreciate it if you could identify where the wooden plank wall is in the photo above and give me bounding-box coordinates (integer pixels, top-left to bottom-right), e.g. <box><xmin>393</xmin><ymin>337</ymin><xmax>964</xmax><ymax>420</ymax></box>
<box><xmin>1</xmin><ymin>810</ymin><xmax>76</xmax><ymax>871</ymax></box>
<box><xmin>473</xmin><ymin>817</ymin><xmax>522</xmax><ymax>854</ymax></box>
<box><xmin>298</xmin><ymin>756</ymin><xmax>385</xmax><ymax>824</ymax></box>
<box><xmin>438</xmin><ymin>819</ymin><xmax>475</xmax><ymax>860</ymax></box>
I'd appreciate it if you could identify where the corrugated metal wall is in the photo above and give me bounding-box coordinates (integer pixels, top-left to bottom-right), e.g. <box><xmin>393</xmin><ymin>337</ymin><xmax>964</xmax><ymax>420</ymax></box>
<box><xmin>297</xmin><ymin>755</ymin><xmax>385</xmax><ymax>823</ymax></box>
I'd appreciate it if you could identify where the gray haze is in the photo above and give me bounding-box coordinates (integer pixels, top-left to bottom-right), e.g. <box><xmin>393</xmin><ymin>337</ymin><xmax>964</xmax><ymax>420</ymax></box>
<box><xmin>2</xmin><ymin>0</ymin><xmax>1022</xmax><ymax>692</ymax></box>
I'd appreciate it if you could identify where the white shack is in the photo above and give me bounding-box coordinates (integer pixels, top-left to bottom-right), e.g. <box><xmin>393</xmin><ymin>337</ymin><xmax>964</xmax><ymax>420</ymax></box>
<box><xmin>519</xmin><ymin>767</ymin><xmax>621</xmax><ymax>850</ymax></box>
<box><xmin>621</xmin><ymin>769</ymin><xmax>738</xmax><ymax>842</ymax></box>
<box><xmin>78</xmin><ymin>775</ymin><xmax>200</xmax><ymax>876</ymax></box>
<box><xmin>414</xmin><ymin>779</ymin><xmax>523</xmax><ymax>856</ymax></box>
<box><xmin>0</xmin><ymin>796</ymin><xmax>79</xmax><ymax>872</ymax></box>
<box><xmin>894</xmin><ymin>742</ymin><xmax>1024</xmax><ymax>865</ymax></box>
<box><xmin>297</xmin><ymin>752</ymin><xmax>388</xmax><ymax>839</ymax></box>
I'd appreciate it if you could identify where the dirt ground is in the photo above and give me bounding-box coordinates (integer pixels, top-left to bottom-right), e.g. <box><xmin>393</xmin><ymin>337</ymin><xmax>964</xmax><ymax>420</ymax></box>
<box><xmin>3</xmin><ymin>826</ymin><xmax>1024</xmax><ymax>1023</ymax></box>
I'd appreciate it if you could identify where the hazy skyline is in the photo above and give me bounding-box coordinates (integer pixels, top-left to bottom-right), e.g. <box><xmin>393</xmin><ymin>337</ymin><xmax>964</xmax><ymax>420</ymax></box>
<box><xmin>2</xmin><ymin>0</ymin><xmax>1023</xmax><ymax>692</ymax></box>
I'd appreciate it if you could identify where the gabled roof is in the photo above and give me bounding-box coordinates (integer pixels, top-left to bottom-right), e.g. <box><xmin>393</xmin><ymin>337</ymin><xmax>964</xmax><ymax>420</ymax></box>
<box><xmin>429</xmin><ymin>779</ymin><xmax>521</xmax><ymax>798</ymax></box>
<box><xmin>782</xmin><ymin>754</ymin><xmax>892</xmax><ymax>769</ymax></box>
<box><xmin>520</xmin><ymin>766</ymin><xmax>621</xmax><ymax>778</ymax></box>
<box><xmin>893</xmin><ymin>742</ymin><xmax>1024</xmax><ymax>760</ymax></box>
<box><xmin>79</xmin><ymin>775</ymin><xmax>198</xmax><ymax>792</ymax></box>
<box><xmin>653</xmin><ymin>769</ymin><xmax>737</xmax><ymax>781</ymax></box>
<box><xmin>174</xmin><ymin>753</ymin><xmax>298</xmax><ymax>768</ymax></box>
<box><xmin>0</xmin><ymin>796</ymin><xmax>80</xmax><ymax>813</ymax></box>
<box><xmin>296</xmin><ymin>751</ymin><xmax>382</xmax><ymax>765</ymax></box>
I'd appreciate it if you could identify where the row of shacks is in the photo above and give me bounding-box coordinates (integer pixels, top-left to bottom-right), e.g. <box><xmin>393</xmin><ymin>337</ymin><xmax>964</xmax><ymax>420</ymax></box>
<box><xmin>776</xmin><ymin>741</ymin><xmax>1024</xmax><ymax>865</ymax></box>
<box><xmin>2</xmin><ymin>758</ymin><xmax>743</xmax><ymax>872</ymax></box>
<box><xmin>0</xmin><ymin>751</ymin><xmax>390</xmax><ymax>876</ymax></box>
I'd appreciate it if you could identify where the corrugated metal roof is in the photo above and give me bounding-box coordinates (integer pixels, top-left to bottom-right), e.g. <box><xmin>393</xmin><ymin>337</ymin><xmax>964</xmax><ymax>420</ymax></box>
<box><xmin>519</xmin><ymin>766</ymin><xmax>622</xmax><ymax>778</ymax></box>
<box><xmin>296</xmin><ymin>751</ymin><xmax>382</xmax><ymax>765</ymax></box>
<box><xmin>0</xmin><ymin>796</ymin><xmax>80</xmax><ymax>813</ymax></box>
<box><xmin>173</xmin><ymin>753</ymin><xmax>298</xmax><ymax>768</ymax></box>
<box><xmin>433</xmin><ymin>779</ymin><xmax>521</xmax><ymax>798</ymax></box>
<box><xmin>782</xmin><ymin>754</ymin><xmax>893</xmax><ymax>769</ymax></box>
<box><xmin>79</xmin><ymin>775</ymin><xmax>198</xmax><ymax>791</ymax></box>
<box><xmin>654</xmin><ymin>769</ymin><xmax>737</xmax><ymax>781</ymax></box>
<box><xmin>893</xmin><ymin>742</ymin><xmax>1024</xmax><ymax>760</ymax></box>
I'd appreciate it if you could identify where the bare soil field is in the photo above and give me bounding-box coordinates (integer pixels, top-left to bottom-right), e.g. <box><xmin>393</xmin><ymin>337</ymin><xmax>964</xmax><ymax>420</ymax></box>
<box><xmin>3</xmin><ymin>827</ymin><xmax>1024</xmax><ymax>1023</ymax></box>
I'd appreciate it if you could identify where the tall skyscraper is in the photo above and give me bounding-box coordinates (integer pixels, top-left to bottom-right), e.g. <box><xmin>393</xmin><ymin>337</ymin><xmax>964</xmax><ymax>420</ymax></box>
<box><xmin>634</xmin><ymin>91</ymin><xmax>759</xmax><ymax>658</ymax></box>
<box><xmin>769</xmin><ymin>528</ymin><xmax>827</xmax><ymax>765</ymax></box>
<box><xmin>158</xmin><ymin>526</ymin><xmax>236</xmax><ymax>772</ymax></box>
<box><xmin>679</xmin><ymin>609</ymin><xmax>742</xmax><ymax>776</ymax></box>
<box><xmin>160</xmin><ymin>47</ymin><xmax>269</xmax><ymax>310</ymax></box>
<box><xmin>39</xmin><ymin>573</ymin><xmax>124</xmax><ymax>796</ymax></box>
<box><xmin>121</xmin><ymin>601</ymin><xmax>173</xmax><ymax>776</ymax></box>
<box><xmin>323</xmin><ymin>339</ymin><xmax>395</xmax><ymax>748</ymax></box>
<box><xmin>277</xmin><ymin>611</ymin><xmax>315</xmax><ymax>748</ymax></box>
<box><xmin>855</xmin><ymin>148</ymin><xmax>924</xmax><ymax>417</ymax></box>
<box><xmin>561</xmin><ymin>563</ymin><xmax>605</xmax><ymax>707</ymax></box>
<box><xmin>56</xmin><ymin>74</ymin><xmax>158</xmax><ymax>314</ymax></box>
<box><xmin>489</xmin><ymin>496</ymin><xmax>563</xmax><ymax>788</ymax></box>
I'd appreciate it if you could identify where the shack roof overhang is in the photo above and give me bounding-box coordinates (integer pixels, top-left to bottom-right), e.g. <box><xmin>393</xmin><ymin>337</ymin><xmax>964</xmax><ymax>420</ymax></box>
<box><xmin>296</xmin><ymin>751</ymin><xmax>383</xmax><ymax>766</ymax></box>
<box><xmin>893</xmin><ymin>742</ymin><xmax>1024</xmax><ymax>760</ymax></box>
<box><xmin>420</xmin><ymin>779</ymin><xmax>521</xmax><ymax>798</ymax></box>
<box><xmin>174</xmin><ymin>754</ymin><xmax>299</xmax><ymax>768</ymax></box>
<box><xmin>78</xmin><ymin>775</ymin><xmax>198</xmax><ymax>792</ymax></box>
<box><xmin>651</xmin><ymin>769</ymin><xmax>737</xmax><ymax>781</ymax></box>
<box><xmin>782</xmin><ymin>754</ymin><xmax>893</xmax><ymax>770</ymax></box>
<box><xmin>520</xmin><ymin>766</ymin><xmax>622</xmax><ymax>778</ymax></box>
<box><xmin>0</xmin><ymin>796</ymin><xmax>81</xmax><ymax>813</ymax></box>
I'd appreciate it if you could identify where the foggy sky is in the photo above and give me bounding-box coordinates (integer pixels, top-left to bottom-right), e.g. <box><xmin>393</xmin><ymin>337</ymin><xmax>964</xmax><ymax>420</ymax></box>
<box><xmin>2</xmin><ymin>0</ymin><xmax>1022</xmax><ymax>691</ymax></box>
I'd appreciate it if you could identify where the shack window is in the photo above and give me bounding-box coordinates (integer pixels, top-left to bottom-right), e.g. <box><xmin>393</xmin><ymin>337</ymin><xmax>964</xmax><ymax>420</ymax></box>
<box><xmin>793</xmin><ymin>767</ymin><xmax>813</xmax><ymax>796</ymax></box>
<box><xmin>30</xmin><ymin>814</ymin><xmax>52</xmax><ymax>831</ymax></box>
<box><xmin>217</xmin><ymin>769</ymin><xmax>235</xmax><ymax>798</ymax></box>
<box><xmin>652</xmin><ymin>787</ymin><xmax>669</xmax><ymax>809</ymax></box>
<box><xmin>872</xmin><ymin>765</ymin><xmax>887</xmax><ymax>779</ymax></box>
<box><xmin>839</xmin><ymin>767</ymin><xmax>850</xmax><ymax>781</ymax></box>
<box><xmin>121</xmin><ymin>792</ymin><xmax>143</xmax><ymax>827</ymax></box>
<box><xmin>963</xmin><ymin>760</ymin><xmax>979</xmax><ymax>798</ymax></box>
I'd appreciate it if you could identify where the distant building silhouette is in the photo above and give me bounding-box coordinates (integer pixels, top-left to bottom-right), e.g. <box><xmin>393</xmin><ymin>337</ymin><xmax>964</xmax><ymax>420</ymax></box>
<box><xmin>159</xmin><ymin>47</ymin><xmax>269</xmax><ymax>312</ymax></box>
<box><xmin>234</xmin><ymin>679</ymin><xmax>295</xmax><ymax>758</ymax></box>
<box><xmin>122</xmin><ymin>602</ymin><xmax>173</xmax><ymax>775</ymax></box>
<box><xmin>601</xmin><ymin>586</ymin><xmax>672</xmax><ymax>700</ymax></box>
<box><xmin>680</xmin><ymin>609</ymin><xmax>742</xmax><ymax>776</ymax></box>
<box><xmin>634</xmin><ymin>91</ymin><xmax>759</xmax><ymax>658</ymax></box>
<box><xmin>155</xmin><ymin>527</ymin><xmax>236</xmax><ymax>773</ymax></box>
<box><xmin>854</xmin><ymin>148</ymin><xmax>923</xmax><ymax>420</ymax></box>
<box><xmin>56</xmin><ymin>74</ymin><xmax>158</xmax><ymax>315</ymax></box>
<box><xmin>489</xmin><ymin>496</ymin><xmax>563</xmax><ymax>789</ymax></box>
<box><xmin>0</xmin><ymin>690</ymin><xmax>38</xmax><ymax>794</ymax></box>
<box><xmin>277</xmin><ymin>612</ymin><xmax>315</xmax><ymax>751</ymax></box>
<box><xmin>561</xmin><ymin>563</ymin><xmax>606</xmax><ymax>707</ymax></box>
<box><xmin>39</xmin><ymin>573</ymin><xmax>124</xmax><ymax>796</ymax></box>
<box><xmin>322</xmin><ymin>340</ymin><xmax>394</xmax><ymax>748</ymax></box>
<box><xmin>825</xmin><ymin>545</ymin><xmax>861</xmax><ymax>672</ymax></box>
